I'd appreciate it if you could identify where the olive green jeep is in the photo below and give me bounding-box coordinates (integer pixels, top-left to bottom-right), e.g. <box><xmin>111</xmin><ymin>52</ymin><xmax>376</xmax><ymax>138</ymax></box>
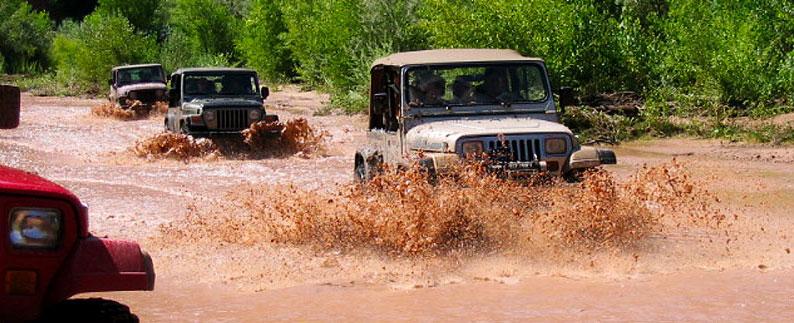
<box><xmin>164</xmin><ymin>68</ymin><xmax>279</xmax><ymax>137</ymax></box>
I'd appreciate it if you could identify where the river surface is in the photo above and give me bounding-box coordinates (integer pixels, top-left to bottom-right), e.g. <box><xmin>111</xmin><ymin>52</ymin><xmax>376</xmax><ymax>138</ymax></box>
<box><xmin>1</xmin><ymin>90</ymin><xmax>792</xmax><ymax>322</ymax></box>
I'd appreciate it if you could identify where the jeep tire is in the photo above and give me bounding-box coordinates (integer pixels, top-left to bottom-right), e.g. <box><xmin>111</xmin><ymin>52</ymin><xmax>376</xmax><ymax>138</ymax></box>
<box><xmin>0</xmin><ymin>85</ymin><xmax>20</xmax><ymax>129</ymax></box>
<box><xmin>39</xmin><ymin>298</ymin><xmax>139</xmax><ymax>323</ymax></box>
<box><xmin>354</xmin><ymin>153</ymin><xmax>381</xmax><ymax>182</ymax></box>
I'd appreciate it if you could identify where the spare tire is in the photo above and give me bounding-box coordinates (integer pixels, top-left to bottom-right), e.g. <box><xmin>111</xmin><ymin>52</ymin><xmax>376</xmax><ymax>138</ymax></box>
<box><xmin>0</xmin><ymin>84</ymin><xmax>20</xmax><ymax>129</ymax></box>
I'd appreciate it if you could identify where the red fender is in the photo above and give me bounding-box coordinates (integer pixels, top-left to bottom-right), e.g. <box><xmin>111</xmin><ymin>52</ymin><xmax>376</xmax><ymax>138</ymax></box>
<box><xmin>46</xmin><ymin>236</ymin><xmax>155</xmax><ymax>304</ymax></box>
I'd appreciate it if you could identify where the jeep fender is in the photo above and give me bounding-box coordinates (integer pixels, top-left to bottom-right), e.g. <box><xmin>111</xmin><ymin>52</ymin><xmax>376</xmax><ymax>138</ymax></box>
<box><xmin>46</xmin><ymin>237</ymin><xmax>155</xmax><ymax>304</ymax></box>
<box><xmin>567</xmin><ymin>146</ymin><xmax>617</xmax><ymax>171</ymax></box>
<box><xmin>418</xmin><ymin>152</ymin><xmax>459</xmax><ymax>175</ymax></box>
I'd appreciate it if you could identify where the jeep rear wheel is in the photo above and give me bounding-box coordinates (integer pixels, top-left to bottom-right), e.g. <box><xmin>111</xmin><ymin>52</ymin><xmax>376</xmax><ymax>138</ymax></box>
<box><xmin>354</xmin><ymin>155</ymin><xmax>370</xmax><ymax>182</ymax></box>
<box><xmin>39</xmin><ymin>298</ymin><xmax>139</xmax><ymax>323</ymax></box>
<box><xmin>354</xmin><ymin>153</ymin><xmax>382</xmax><ymax>182</ymax></box>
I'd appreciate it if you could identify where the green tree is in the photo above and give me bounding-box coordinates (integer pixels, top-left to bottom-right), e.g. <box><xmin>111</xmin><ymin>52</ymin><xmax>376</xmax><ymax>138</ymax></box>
<box><xmin>236</xmin><ymin>0</ymin><xmax>294</xmax><ymax>82</ymax></box>
<box><xmin>0</xmin><ymin>0</ymin><xmax>54</xmax><ymax>74</ymax></box>
<box><xmin>95</xmin><ymin>0</ymin><xmax>167</xmax><ymax>39</ymax></box>
<box><xmin>51</xmin><ymin>13</ymin><xmax>158</xmax><ymax>92</ymax></box>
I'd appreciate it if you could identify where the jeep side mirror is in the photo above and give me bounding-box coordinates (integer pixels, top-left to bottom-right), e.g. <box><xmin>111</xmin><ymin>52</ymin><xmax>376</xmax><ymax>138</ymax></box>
<box><xmin>108</xmin><ymin>79</ymin><xmax>113</xmax><ymax>86</ymax></box>
<box><xmin>557</xmin><ymin>86</ymin><xmax>577</xmax><ymax>114</ymax></box>
<box><xmin>261</xmin><ymin>86</ymin><xmax>269</xmax><ymax>100</ymax></box>
<box><xmin>0</xmin><ymin>85</ymin><xmax>21</xmax><ymax>129</ymax></box>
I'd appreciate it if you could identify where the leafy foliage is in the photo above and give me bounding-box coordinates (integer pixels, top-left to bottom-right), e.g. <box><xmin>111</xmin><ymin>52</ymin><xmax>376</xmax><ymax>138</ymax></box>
<box><xmin>50</xmin><ymin>13</ymin><xmax>158</xmax><ymax>93</ymax></box>
<box><xmin>0</xmin><ymin>0</ymin><xmax>53</xmax><ymax>74</ymax></box>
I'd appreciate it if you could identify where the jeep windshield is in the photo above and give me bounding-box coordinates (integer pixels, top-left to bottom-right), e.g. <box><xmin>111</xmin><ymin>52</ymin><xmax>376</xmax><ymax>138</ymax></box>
<box><xmin>117</xmin><ymin>66</ymin><xmax>165</xmax><ymax>86</ymax></box>
<box><xmin>404</xmin><ymin>63</ymin><xmax>549</xmax><ymax>112</ymax></box>
<box><xmin>183</xmin><ymin>72</ymin><xmax>259</xmax><ymax>97</ymax></box>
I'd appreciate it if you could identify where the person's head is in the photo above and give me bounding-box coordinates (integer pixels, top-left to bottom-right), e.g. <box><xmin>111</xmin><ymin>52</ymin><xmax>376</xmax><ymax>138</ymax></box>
<box><xmin>483</xmin><ymin>67</ymin><xmax>508</xmax><ymax>97</ymax></box>
<box><xmin>452</xmin><ymin>78</ymin><xmax>472</xmax><ymax>99</ymax></box>
<box><xmin>418</xmin><ymin>74</ymin><xmax>445</xmax><ymax>104</ymax></box>
<box><xmin>197</xmin><ymin>78</ymin><xmax>212</xmax><ymax>92</ymax></box>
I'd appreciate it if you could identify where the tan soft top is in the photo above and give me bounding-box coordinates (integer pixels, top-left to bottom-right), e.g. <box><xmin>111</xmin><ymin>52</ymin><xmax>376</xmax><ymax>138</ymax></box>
<box><xmin>371</xmin><ymin>49</ymin><xmax>542</xmax><ymax>68</ymax></box>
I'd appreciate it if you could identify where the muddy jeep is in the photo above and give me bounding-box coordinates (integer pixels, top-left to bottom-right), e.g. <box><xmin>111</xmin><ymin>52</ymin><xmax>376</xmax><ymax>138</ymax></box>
<box><xmin>164</xmin><ymin>68</ymin><xmax>279</xmax><ymax>137</ymax></box>
<box><xmin>355</xmin><ymin>49</ymin><xmax>616</xmax><ymax>181</ymax></box>
<box><xmin>109</xmin><ymin>64</ymin><xmax>167</xmax><ymax>109</ymax></box>
<box><xmin>1</xmin><ymin>85</ymin><xmax>154</xmax><ymax>322</ymax></box>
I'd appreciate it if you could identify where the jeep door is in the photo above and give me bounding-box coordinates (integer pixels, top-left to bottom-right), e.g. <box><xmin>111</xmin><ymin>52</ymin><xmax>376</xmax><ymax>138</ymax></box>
<box><xmin>369</xmin><ymin>67</ymin><xmax>403</xmax><ymax>163</ymax></box>
<box><xmin>166</xmin><ymin>74</ymin><xmax>182</xmax><ymax>131</ymax></box>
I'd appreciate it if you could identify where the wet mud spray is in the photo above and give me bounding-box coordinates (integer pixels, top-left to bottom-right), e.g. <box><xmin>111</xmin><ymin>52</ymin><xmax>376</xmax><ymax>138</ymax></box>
<box><xmin>91</xmin><ymin>101</ymin><xmax>168</xmax><ymax>120</ymax></box>
<box><xmin>132</xmin><ymin>118</ymin><xmax>327</xmax><ymax>160</ymax></box>
<box><xmin>151</xmin><ymin>159</ymin><xmax>785</xmax><ymax>290</ymax></box>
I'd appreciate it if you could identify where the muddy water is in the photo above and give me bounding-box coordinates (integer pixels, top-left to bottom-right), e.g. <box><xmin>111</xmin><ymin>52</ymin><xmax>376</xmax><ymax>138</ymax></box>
<box><xmin>2</xmin><ymin>90</ymin><xmax>793</xmax><ymax>321</ymax></box>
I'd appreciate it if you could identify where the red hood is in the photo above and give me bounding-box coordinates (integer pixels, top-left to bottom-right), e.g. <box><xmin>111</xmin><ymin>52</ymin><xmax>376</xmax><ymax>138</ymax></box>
<box><xmin>0</xmin><ymin>165</ymin><xmax>89</xmax><ymax>236</ymax></box>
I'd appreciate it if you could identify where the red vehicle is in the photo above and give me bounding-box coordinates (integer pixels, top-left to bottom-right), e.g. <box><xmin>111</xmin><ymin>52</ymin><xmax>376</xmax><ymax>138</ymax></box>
<box><xmin>1</xmin><ymin>85</ymin><xmax>154</xmax><ymax>322</ymax></box>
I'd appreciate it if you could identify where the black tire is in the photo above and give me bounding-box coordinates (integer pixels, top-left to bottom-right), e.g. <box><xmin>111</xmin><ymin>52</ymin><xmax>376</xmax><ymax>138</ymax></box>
<box><xmin>354</xmin><ymin>155</ymin><xmax>370</xmax><ymax>182</ymax></box>
<box><xmin>0</xmin><ymin>85</ymin><xmax>20</xmax><ymax>129</ymax></box>
<box><xmin>564</xmin><ymin>169</ymin><xmax>585</xmax><ymax>183</ymax></box>
<box><xmin>354</xmin><ymin>153</ymin><xmax>381</xmax><ymax>182</ymax></box>
<box><xmin>39</xmin><ymin>298</ymin><xmax>139</xmax><ymax>323</ymax></box>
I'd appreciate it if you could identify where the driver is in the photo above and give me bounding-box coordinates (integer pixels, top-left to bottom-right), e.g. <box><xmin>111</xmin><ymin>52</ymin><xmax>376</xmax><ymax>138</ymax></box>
<box><xmin>476</xmin><ymin>67</ymin><xmax>522</xmax><ymax>103</ymax></box>
<box><xmin>417</xmin><ymin>74</ymin><xmax>445</xmax><ymax>106</ymax></box>
<box><xmin>221</xmin><ymin>75</ymin><xmax>246</xmax><ymax>95</ymax></box>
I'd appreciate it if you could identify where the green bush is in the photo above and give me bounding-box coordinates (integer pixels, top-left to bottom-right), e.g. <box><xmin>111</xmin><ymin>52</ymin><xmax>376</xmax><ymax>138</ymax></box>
<box><xmin>653</xmin><ymin>0</ymin><xmax>793</xmax><ymax>105</ymax></box>
<box><xmin>0</xmin><ymin>0</ymin><xmax>53</xmax><ymax>74</ymax></box>
<box><xmin>167</xmin><ymin>0</ymin><xmax>240</xmax><ymax>63</ymax></box>
<box><xmin>51</xmin><ymin>13</ymin><xmax>158</xmax><ymax>93</ymax></box>
<box><xmin>236</xmin><ymin>0</ymin><xmax>294</xmax><ymax>82</ymax></box>
<box><xmin>279</xmin><ymin>0</ymin><xmax>424</xmax><ymax>112</ymax></box>
<box><xmin>417</xmin><ymin>0</ymin><xmax>629</xmax><ymax>93</ymax></box>
<box><xmin>95</xmin><ymin>0</ymin><xmax>168</xmax><ymax>38</ymax></box>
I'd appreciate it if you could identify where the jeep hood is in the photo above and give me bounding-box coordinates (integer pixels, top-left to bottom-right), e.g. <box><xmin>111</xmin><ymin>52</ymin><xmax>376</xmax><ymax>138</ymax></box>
<box><xmin>405</xmin><ymin>115</ymin><xmax>573</xmax><ymax>152</ymax></box>
<box><xmin>185</xmin><ymin>97</ymin><xmax>263</xmax><ymax>109</ymax></box>
<box><xmin>117</xmin><ymin>83</ymin><xmax>166</xmax><ymax>96</ymax></box>
<box><xmin>0</xmin><ymin>165</ymin><xmax>80</xmax><ymax>205</ymax></box>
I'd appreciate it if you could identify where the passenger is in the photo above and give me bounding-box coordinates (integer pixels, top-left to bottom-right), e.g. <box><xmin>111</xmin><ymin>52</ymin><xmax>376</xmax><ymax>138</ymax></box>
<box><xmin>185</xmin><ymin>78</ymin><xmax>200</xmax><ymax>94</ymax></box>
<box><xmin>221</xmin><ymin>76</ymin><xmax>245</xmax><ymax>95</ymax></box>
<box><xmin>197</xmin><ymin>78</ymin><xmax>214</xmax><ymax>95</ymax></box>
<box><xmin>450</xmin><ymin>78</ymin><xmax>475</xmax><ymax>105</ymax></box>
<box><xmin>119</xmin><ymin>72</ymin><xmax>132</xmax><ymax>85</ymax></box>
<box><xmin>417</xmin><ymin>74</ymin><xmax>445</xmax><ymax>106</ymax></box>
<box><xmin>476</xmin><ymin>67</ymin><xmax>522</xmax><ymax>103</ymax></box>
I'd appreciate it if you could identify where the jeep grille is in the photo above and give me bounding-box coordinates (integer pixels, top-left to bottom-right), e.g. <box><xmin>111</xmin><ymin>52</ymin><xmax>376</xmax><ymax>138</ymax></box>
<box><xmin>130</xmin><ymin>90</ymin><xmax>158</xmax><ymax>103</ymax></box>
<box><xmin>485</xmin><ymin>137</ymin><xmax>543</xmax><ymax>162</ymax></box>
<box><xmin>216</xmin><ymin>109</ymin><xmax>249</xmax><ymax>130</ymax></box>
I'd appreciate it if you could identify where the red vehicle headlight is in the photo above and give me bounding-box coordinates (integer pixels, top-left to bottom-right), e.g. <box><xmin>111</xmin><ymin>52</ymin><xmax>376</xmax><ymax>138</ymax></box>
<box><xmin>8</xmin><ymin>208</ymin><xmax>62</xmax><ymax>249</ymax></box>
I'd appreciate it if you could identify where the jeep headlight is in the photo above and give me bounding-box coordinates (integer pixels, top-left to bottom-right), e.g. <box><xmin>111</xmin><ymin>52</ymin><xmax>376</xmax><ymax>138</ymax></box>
<box><xmin>9</xmin><ymin>208</ymin><xmax>62</xmax><ymax>249</ymax></box>
<box><xmin>461</xmin><ymin>141</ymin><xmax>484</xmax><ymax>156</ymax></box>
<box><xmin>544</xmin><ymin>138</ymin><xmax>567</xmax><ymax>154</ymax></box>
<box><xmin>204</xmin><ymin>110</ymin><xmax>216</xmax><ymax>121</ymax></box>
<box><xmin>248</xmin><ymin>109</ymin><xmax>262</xmax><ymax>120</ymax></box>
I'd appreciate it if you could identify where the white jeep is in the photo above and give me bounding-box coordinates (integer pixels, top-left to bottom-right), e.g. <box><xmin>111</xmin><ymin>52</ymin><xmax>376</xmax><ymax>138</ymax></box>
<box><xmin>355</xmin><ymin>49</ymin><xmax>616</xmax><ymax>181</ymax></box>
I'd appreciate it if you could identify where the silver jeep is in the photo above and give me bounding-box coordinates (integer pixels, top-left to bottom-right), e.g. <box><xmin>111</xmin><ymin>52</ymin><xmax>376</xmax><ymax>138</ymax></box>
<box><xmin>354</xmin><ymin>49</ymin><xmax>616</xmax><ymax>181</ymax></box>
<box><xmin>109</xmin><ymin>64</ymin><xmax>167</xmax><ymax>109</ymax></box>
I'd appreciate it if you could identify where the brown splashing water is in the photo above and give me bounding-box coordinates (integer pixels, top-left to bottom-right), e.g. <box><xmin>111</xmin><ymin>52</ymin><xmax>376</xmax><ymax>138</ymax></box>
<box><xmin>90</xmin><ymin>101</ymin><xmax>168</xmax><ymax>120</ymax></box>
<box><xmin>158</xmin><ymin>160</ymin><xmax>728</xmax><ymax>256</ymax></box>
<box><xmin>131</xmin><ymin>117</ymin><xmax>328</xmax><ymax>160</ymax></box>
